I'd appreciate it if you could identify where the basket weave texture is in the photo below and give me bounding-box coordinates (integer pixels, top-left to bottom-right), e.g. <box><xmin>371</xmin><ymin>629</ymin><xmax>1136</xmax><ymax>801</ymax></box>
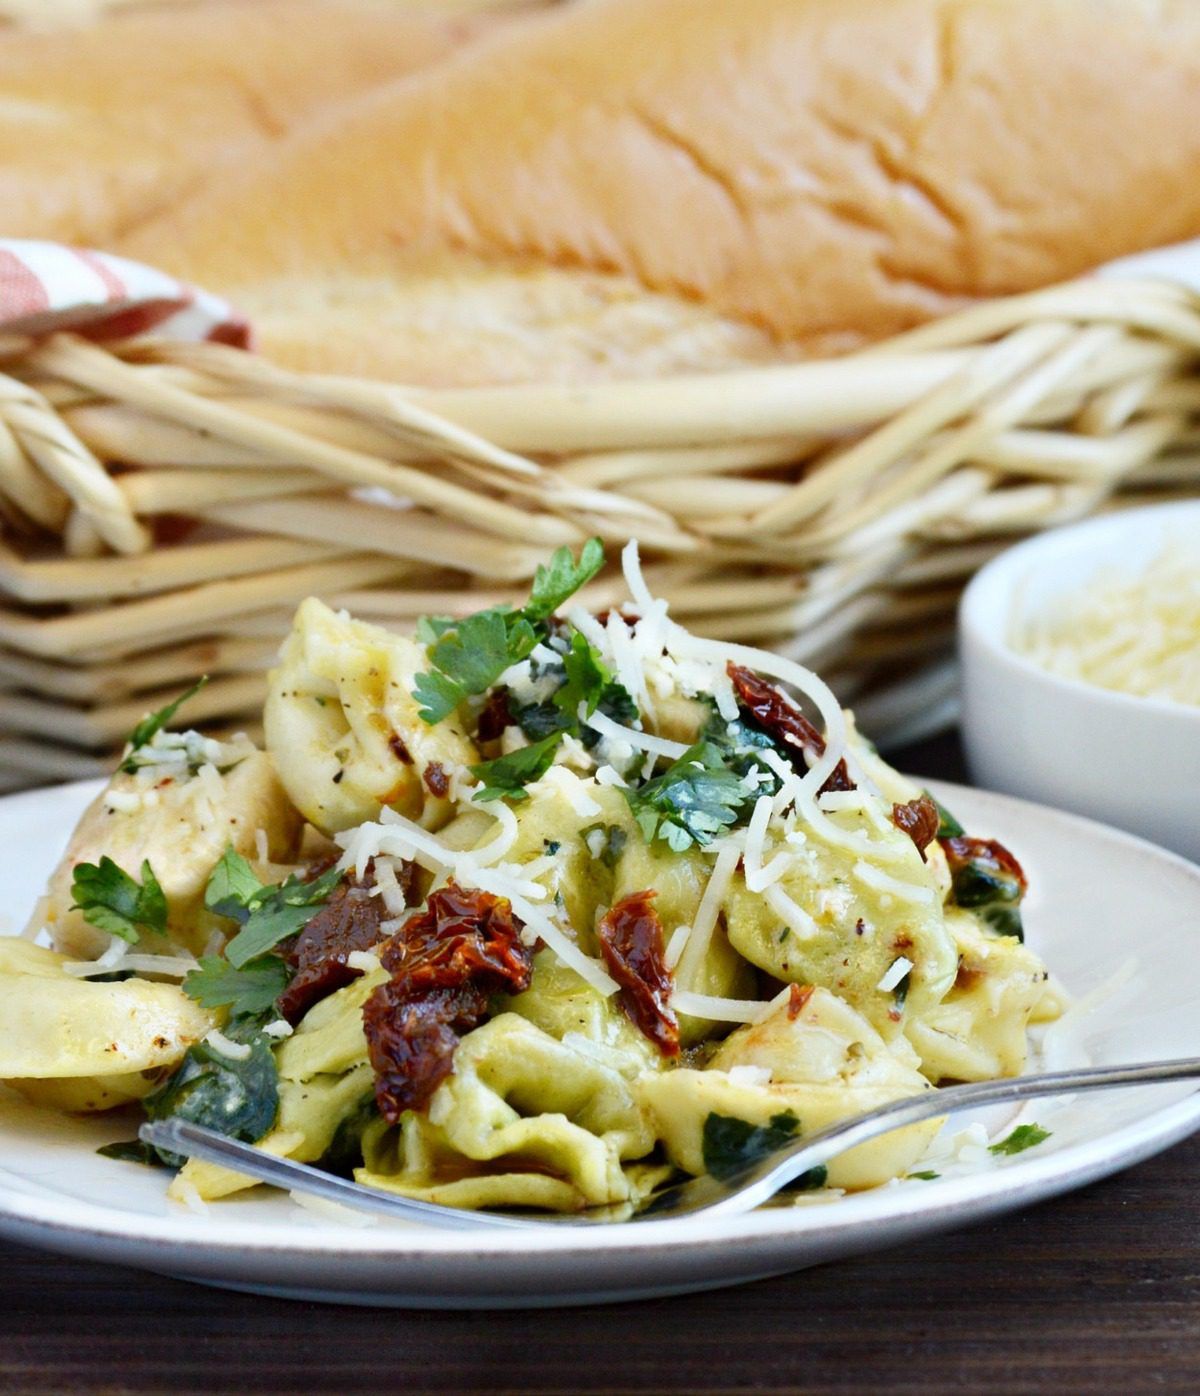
<box><xmin>0</xmin><ymin>272</ymin><xmax>1197</xmax><ymax>787</ymax></box>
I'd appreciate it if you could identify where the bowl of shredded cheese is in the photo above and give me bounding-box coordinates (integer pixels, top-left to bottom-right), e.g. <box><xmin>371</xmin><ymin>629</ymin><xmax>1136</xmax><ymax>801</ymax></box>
<box><xmin>959</xmin><ymin>501</ymin><xmax>1200</xmax><ymax>862</ymax></box>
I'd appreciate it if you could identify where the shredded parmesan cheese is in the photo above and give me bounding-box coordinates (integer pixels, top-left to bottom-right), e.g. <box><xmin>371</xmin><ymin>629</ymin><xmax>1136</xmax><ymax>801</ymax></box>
<box><xmin>203</xmin><ymin>1029</ymin><xmax>252</xmax><ymax>1061</ymax></box>
<box><xmin>1016</xmin><ymin>542</ymin><xmax>1200</xmax><ymax>706</ymax></box>
<box><xmin>877</xmin><ymin>956</ymin><xmax>914</xmax><ymax>992</ymax></box>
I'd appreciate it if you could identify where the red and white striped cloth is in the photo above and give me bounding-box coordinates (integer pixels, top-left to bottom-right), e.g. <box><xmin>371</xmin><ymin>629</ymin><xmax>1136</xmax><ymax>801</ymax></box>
<box><xmin>0</xmin><ymin>239</ymin><xmax>250</xmax><ymax>347</ymax></box>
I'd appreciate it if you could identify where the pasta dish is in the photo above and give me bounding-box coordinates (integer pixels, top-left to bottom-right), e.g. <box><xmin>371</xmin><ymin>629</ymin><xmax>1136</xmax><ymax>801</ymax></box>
<box><xmin>0</xmin><ymin>542</ymin><xmax>1062</xmax><ymax>1213</ymax></box>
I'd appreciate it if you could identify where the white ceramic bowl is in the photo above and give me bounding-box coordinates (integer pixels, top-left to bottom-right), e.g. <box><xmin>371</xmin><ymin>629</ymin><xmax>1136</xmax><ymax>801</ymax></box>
<box><xmin>959</xmin><ymin>500</ymin><xmax>1200</xmax><ymax>863</ymax></box>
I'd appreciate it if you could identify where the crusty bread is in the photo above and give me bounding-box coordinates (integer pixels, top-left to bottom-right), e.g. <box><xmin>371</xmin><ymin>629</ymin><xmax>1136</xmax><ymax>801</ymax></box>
<box><xmin>122</xmin><ymin>0</ymin><xmax>1200</xmax><ymax>386</ymax></box>
<box><xmin>0</xmin><ymin>0</ymin><xmax>508</xmax><ymax>247</ymax></box>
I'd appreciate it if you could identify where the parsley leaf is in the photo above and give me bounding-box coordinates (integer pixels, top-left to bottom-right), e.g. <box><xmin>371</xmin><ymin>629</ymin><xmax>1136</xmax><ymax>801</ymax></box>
<box><xmin>989</xmin><ymin>1124</ymin><xmax>1051</xmax><ymax>1157</ymax></box>
<box><xmin>580</xmin><ymin>822</ymin><xmax>627</xmax><ymax>869</ymax></box>
<box><xmin>623</xmin><ymin>740</ymin><xmax>751</xmax><ymax>851</ymax></box>
<box><xmin>120</xmin><ymin>676</ymin><xmax>209</xmax><ymax>773</ymax></box>
<box><xmin>413</xmin><ymin>540</ymin><xmax>604</xmax><ymax>725</ymax></box>
<box><xmin>70</xmin><ymin>857</ymin><xmax>167</xmax><ymax>945</ymax></box>
<box><xmin>412</xmin><ymin>669</ymin><xmax>470</xmax><ymax>726</ymax></box>
<box><xmin>470</xmin><ymin>733</ymin><xmax>562</xmax><ymax>802</ymax></box>
<box><xmin>702</xmin><ymin>1110</ymin><xmax>815</xmax><ymax>1182</ymax></box>
<box><xmin>182</xmin><ymin>954</ymin><xmax>290</xmax><ymax>1018</ymax></box>
<box><xmin>525</xmin><ymin>539</ymin><xmax>604</xmax><ymax>622</ymax></box>
<box><xmin>204</xmin><ymin>848</ymin><xmax>342</xmax><ymax>968</ymax></box>
<box><xmin>555</xmin><ymin>630</ymin><xmax>612</xmax><ymax>722</ymax></box>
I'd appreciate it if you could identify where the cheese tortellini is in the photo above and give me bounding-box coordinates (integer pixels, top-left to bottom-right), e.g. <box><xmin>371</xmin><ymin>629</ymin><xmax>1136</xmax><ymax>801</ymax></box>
<box><xmin>264</xmin><ymin>598</ymin><xmax>478</xmax><ymax>834</ymax></box>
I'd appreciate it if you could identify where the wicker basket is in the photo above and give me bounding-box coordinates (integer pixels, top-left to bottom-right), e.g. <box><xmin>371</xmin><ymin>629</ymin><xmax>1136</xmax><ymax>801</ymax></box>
<box><xmin>0</xmin><ymin>271</ymin><xmax>1197</xmax><ymax>788</ymax></box>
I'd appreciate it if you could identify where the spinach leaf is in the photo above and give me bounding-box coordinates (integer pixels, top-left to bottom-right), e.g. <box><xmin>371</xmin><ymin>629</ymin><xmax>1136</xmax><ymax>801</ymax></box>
<box><xmin>143</xmin><ymin>1019</ymin><xmax>279</xmax><ymax>1167</ymax></box>
<box><xmin>929</xmin><ymin>792</ymin><xmax>964</xmax><ymax>840</ymax></box>
<box><xmin>97</xmin><ymin>1139</ymin><xmax>163</xmax><ymax>1168</ymax></box>
<box><xmin>702</xmin><ymin>1109</ymin><xmax>804</xmax><ymax>1181</ymax></box>
<box><xmin>69</xmin><ymin>857</ymin><xmax>167</xmax><ymax>945</ymax></box>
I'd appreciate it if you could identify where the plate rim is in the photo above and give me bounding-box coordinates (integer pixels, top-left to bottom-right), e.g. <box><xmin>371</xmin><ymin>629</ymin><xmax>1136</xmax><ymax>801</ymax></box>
<box><xmin>1</xmin><ymin>777</ymin><xmax>1199</xmax><ymax>1268</ymax></box>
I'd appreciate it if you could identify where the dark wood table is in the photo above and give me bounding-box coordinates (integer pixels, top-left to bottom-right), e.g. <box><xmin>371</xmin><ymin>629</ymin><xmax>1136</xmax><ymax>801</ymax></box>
<box><xmin>3</xmin><ymin>732</ymin><xmax>1197</xmax><ymax>1395</ymax></box>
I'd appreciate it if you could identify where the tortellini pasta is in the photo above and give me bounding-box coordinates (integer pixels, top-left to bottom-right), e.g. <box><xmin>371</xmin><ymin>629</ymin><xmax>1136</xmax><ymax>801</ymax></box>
<box><xmin>42</xmin><ymin>747</ymin><xmax>302</xmax><ymax>959</ymax></box>
<box><xmin>264</xmin><ymin>598</ymin><xmax>479</xmax><ymax>834</ymax></box>
<box><xmin>0</xmin><ymin>939</ymin><xmax>212</xmax><ymax>1111</ymax></box>
<box><xmin>638</xmin><ymin>989</ymin><xmax>941</xmax><ymax>1190</ymax></box>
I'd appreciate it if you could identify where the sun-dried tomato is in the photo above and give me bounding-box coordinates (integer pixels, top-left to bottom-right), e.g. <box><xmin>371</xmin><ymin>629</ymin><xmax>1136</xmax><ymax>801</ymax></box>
<box><xmin>363</xmin><ymin>884</ymin><xmax>533</xmax><ymax>1121</ymax></box>
<box><xmin>423</xmin><ymin>761</ymin><xmax>450</xmax><ymax>798</ymax></box>
<box><xmin>476</xmin><ymin>686</ymin><xmax>513</xmax><ymax>744</ymax></box>
<box><xmin>726</xmin><ymin>663</ymin><xmax>854</xmax><ymax>794</ymax></box>
<box><xmin>892</xmin><ymin>795</ymin><xmax>940</xmax><ymax>860</ymax></box>
<box><xmin>277</xmin><ymin>862</ymin><xmax>416</xmax><ymax>1024</ymax></box>
<box><xmin>596</xmin><ymin>890</ymin><xmax>679</xmax><ymax>1057</ymax></box>
<box><xmin>388</xmin><ymin>732</ymin><xmax>413</xmax><ymax>764</ymax></box>
<box><xmin>787</xmin><ymin>983</ymin><xmax>814</xmax><ymax>1020</ymax></box>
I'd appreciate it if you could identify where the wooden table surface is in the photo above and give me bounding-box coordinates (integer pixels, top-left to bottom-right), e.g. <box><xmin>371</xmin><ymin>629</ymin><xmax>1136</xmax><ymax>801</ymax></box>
<box><xmin>3</xmin><ymin>732</ymin><xmax>1197</xmax><ymax>1395</ymax></box>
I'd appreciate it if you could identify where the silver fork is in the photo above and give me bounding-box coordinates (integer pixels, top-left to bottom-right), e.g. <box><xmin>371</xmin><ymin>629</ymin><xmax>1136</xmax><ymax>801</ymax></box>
<box><xmin>139</xmin><ymin>1056</ymin><xmax>1200</xmax><ymax>1229</ymax></box>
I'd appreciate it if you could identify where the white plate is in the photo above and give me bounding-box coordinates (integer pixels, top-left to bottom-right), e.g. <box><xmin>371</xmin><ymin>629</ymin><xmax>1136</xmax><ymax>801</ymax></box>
<box><xmin>1</xmin><ymin>778</ymin><xmax>1199</xmax><ymax>1309</ymax></box>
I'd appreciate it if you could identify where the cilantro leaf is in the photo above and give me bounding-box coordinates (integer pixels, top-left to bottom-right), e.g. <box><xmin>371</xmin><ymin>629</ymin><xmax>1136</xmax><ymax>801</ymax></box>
<box><xmin>203</xmin><ymin>848</ymin><xmax>342</xmax><ymax>968</ymax></box>
<box><xmin>470</xmin><ymin>733</ymin><xmax>562</xmax><ymax>802</ymax></box>
<box><xmin>702</xmin><ymin>1110</ymin><xmax>805</xmax><ymax>1181</ymax></box>
<box><xmin>525</xmin><ymin>539</ymin><xmax>604</xmax><ymax>622</ymax></box>
<box><xmin>183</xmin><ymin>954</ymin><xmax>290</xmax><ymax>1018</ymax></box>
<box><xmin>120</xmin><ymin>676</ymin><xmax>209</xmax><ymax>773</ymax></box>
<box><xmin>70</xmin><ymin>857</ymin><xmax>167</xmax><ymax>945</ymax></box>
<box><xmin>623</xmin><ymin>740</ymin><xmax>751</xmax><ymax>851</ymax></box>
<box><xmin>989</xmin><ymin>1124</ymin><xmax>1051</xmax><ymax>1157</ymax></box>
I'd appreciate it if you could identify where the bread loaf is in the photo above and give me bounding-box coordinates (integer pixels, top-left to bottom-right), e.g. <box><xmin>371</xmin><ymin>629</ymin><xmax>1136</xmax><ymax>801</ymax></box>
<box><xmin>124</xmin><ymin>0</ymin><xmax>1200</xmax><ymax>386</ymax></box>
<box><xmin>0</xmin><ymin>0</ymin><xmax>509</xmax><ymax>247</ymax></box>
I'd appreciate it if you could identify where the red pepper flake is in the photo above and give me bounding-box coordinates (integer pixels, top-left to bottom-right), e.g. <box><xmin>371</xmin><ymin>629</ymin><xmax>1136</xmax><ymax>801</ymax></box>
<box><xmin>423</xmin><ymin>761</ymin><xmax>450</xmax><ymax>798</ymax></box>
<box><xmin>726</xmin><ymin>663</ymin><xmax>854</xmax><ymax>794</ymax></box>
<box><xmin>940</xmin><ymin>835</ymin><xmax>1028</xmax><ymax>893</ymax></box>
<box><xmin>362</xmin><ymin>884</ymin><xmax>533</xmax><ymax>1121</ymax></box>
<box><xmin>787</xmin><ymin>983</ymin><xmax>814</xmax><ymax>1020</ymax></box>
<box><xmin>596</xmin><ymin>890</ymin><xmax>679</xmax><ymax>1057</ymax></box>
<box><xmin>891</xmin><ymin>795</ymin><xmax>939</xmax><ymax>860</ymax></box>
<box><xmin>476</xmin><ymin>687</ymin><xmax>512</xmax><ymax>744</ymax></box>
<box><xmin>277</xmin><ymin>862</ymin><xmax>415</xmax><ymax>1024</ymax></box>
<box><xmin>388</xmin><ymin>732</ymin><xmax>413</xmax><ymax>765</ymax></box>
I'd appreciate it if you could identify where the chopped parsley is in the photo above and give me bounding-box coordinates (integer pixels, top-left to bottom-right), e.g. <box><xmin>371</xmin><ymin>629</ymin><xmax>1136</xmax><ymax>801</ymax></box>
<box><xmin>908</xmin><ymin>1169</ymin><xmax>940</xmax><ymax>1180</ymax></box>
<box><xmin>469</xmin><ymin>733</ymin><xmax>562</xmax><ymax>802</ymax></box>
<box><xmin>624</xmin><ymin>740</ymin><xmax>752</xmax><ymax>852</ymax></box>
<box><xmin>119</xmin><ymin>675</ymin><xmax>209</xmax><ymax>774</ymax></box>
<box><xmin>204</xmin><ymin>847</ymin><xmax>342</xmax><ymax>967</ymax></box>
<box><xmin>182</xmin><ymin>954</ymin><xmax>291</xmax><ymax>1018</ymax></box>
<box><xmin>989</xmin><ymin>1123</ymin><xmax>1051</xmax><ymax>1156</ymax></box>
<box><xmin>581</xmin><ymin>822</ymin><xmax>628</xmax><ymax>869</ymax></box>
<box><xmin>69</xmin><ymin>856</ymin><xmax>167</xmax><ymax>945</ymax></box>
<box><xmin>413</xmin><ymin>540</ymin><xmax>603</xmax><ymax>725</ymax></box>
<box><xmin>524</xmin><ymin>537</ymin><xmax>605</xmax><ymax>621</ymax></box>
